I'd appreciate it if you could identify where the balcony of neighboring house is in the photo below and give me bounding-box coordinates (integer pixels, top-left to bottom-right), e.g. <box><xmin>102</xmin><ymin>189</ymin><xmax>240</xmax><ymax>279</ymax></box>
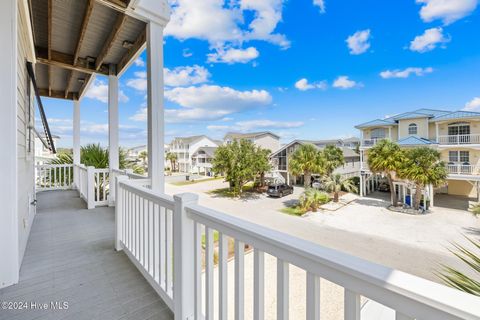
<box><xmin>437</xmin><ymin>134</ymin><xmax>480</xmax><ymax>145</ymax></box>
<box><xmin>436</xmin><ymin>121</ymin><xmax>480</xmax><ymax>146</ymax></box>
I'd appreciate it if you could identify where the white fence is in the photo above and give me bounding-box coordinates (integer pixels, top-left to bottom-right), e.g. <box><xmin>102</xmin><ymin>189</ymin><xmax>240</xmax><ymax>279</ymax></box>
<box><xmin>438</xmin><ymin>134</ymin><xmax>480</xmax><ymax>145</ymax></box>
<box><xmin>115</xmin><ymin>178</ymin><xmax>480</xmax><ymax>320</ymax></box>
<box><xmin>35</xmin><ymin>164</ymin><xmax>74</xmax><ymax>191</ymax></box>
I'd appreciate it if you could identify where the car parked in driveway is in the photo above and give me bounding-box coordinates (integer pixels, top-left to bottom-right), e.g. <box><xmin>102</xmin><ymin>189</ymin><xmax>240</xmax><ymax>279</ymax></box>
<box><xmin>267</xmin><ymin>183</ymin><xmax>294</xmax><ymax>198</ymax></box>
<box><xmin>378</xmin><ymin>182</ymin><xmax>390</xmax><ymax>192</ymax></box>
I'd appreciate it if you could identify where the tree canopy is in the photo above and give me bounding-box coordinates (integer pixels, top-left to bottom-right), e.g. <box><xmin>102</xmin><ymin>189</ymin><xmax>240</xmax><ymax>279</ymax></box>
<box><xmin>288</xmin><ymin>144</ymin><xmax>325</xmax><ymax>188</ymax></box>
<box><xmin>212</xmin><ymin>139</ymin><xmax>271</xmax><ymax>195</ymax></box>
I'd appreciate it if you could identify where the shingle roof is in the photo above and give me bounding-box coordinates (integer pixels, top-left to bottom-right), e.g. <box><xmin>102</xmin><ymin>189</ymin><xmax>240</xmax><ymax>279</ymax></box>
<box><xmin>391</xmin><ymin>111</ymin><xmax>433</xmax><ymax>120</ymax></box>
<box><xmin>171</xmin><ymin>135</ymin><xmax>206</xmax><ymax>144</ymax></box>
<box><xmin>432</xmin><ymin>110</ymin><xmax>480</xmax><ymax>121</ymax></box>
<box><xmin>397</xmin><ymin>136</ymin><xmax>436</xmax><ymax>146</ymax></box>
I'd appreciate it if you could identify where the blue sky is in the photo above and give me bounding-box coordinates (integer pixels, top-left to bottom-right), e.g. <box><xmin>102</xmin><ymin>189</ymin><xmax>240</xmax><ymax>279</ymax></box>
<box><xmin>41</xmin><ymin>0</ymin><xmax>480</xmax><ymax>148</ymax></box>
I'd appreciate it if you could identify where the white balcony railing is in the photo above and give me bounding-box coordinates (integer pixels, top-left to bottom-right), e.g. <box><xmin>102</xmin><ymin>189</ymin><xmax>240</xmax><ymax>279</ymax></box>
<box><xmin>35</xmin><ymin>164</ymin><xmax>74</xmax><ymax>191</ymax></box>
<box><xmin>114</xmin><ymin>178</ymin><xmax>480</xmax><ymax>320</ymax></box>
<box><xmin>361</xmin><ymin>138</ymin><xmax>381</xmax><ymax>147</ymax></box>
<box><xmin>447</xmin><ymin>164</ymin><xmax>479</xmax><ymax>175</ymax></box>
<box><xmin>438</xmin><ymin>134</ymin><xmax>480</xmax><ymax>145</ymax></box>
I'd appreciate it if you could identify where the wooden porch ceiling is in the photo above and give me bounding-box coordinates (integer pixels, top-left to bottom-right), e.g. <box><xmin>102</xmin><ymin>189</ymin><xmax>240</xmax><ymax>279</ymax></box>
<box><xmin>28</xmin><ymin>0</ymin><xmax>146</xmax><ymax>100</ymax></box>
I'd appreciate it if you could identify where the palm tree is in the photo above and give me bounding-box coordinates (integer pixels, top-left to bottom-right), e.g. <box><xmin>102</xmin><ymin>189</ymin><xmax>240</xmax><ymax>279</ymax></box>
<box><xmin>138</xmin><ymin>151</ymin><xmax>148</xmax><ymax>166</ymax></box>
<box><xmin>288</xmin><ymin>144</ymin><xmax>325</xmax><ymax>188</ymax></box>
<box><xmin>367</xmin><ymin>140</ymin><xmax>405</xmax><ymax>206</ymax></box>
<box><xmin>299</xmin><ymin>188</ymin><xmax>329</xmax><ymax>212</ymax></box>
<box><xmin>322</xmin><ymin>145</ymin><xmax>345</xmax><ymax>175</ymax></box>
<box><xmin>323</xmin><ymin>173</ymin><xmax>358</xmax><ymax>202</ymax></box>
<box><xmin>399</xmin><ymin>147</ymin><xmax>447</xmax><ymax>210</ymax></box>
<box><xmin>438</xmin><ymin>237</ymin><xmax>480</xmax><ymax>296</ymax></box>
<box><xmin>166</xmin><ymin>152</ymin><xmax>177</xmax><ymax>172</ymax></box>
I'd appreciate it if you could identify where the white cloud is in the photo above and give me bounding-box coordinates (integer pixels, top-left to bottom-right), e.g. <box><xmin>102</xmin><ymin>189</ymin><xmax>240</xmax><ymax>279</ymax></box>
<box><xmin>294</xmin><ymin>78</ymin><xmax>327</xmax><ymax>91</ymax></box>
<box><xmin>207</xmin><ymin>47</ymin><xmax>259</xmax><ymax>64</ymax></box>
<box><xmin>332</xmin><ymin>76</ymin><xmax>359</xmax><ymax>89</ymax></box>
<box><xmin>85</xmin><ymin>79</ymin><xmax>129</xmax><ymax>103</ymax></box>
<box><xmin>131</xmin><ymin>85</ymin><xmax>272</xmax><ymax>123</ymax></box>
<box><xmin>134</xmin><ymin>57</ymin><xmax>145</xmax><ymax>67</ymax></box>
<box><xmin>464</xmin><ymin>97</ymin><xmax>480</xmax><ymax>111</ymax></box>
<box><xmin>409</xmin><ymin>27</ymin><xmax>450</xmax><ymax>53</ymax></box>
<box><xmin>313</xmin><ymin>0</ymin><xmax>326</xmax><ymax>13</ymax></box>
<box><xmin>165</xmin><ymin>0</ymin><xmax>289</xmax><ymax>51</ymax></box>
<box><xmin>346</xmin><ymin>29</ymin><xmax>371</xmax><ymax>55</ymax></box>
<box><xmin>165</xmin><ymin>65</ymin><xmax>211</xmax><ymax>86</ymax></box>
<box><xmin>380</xmin><ymin>67</ymin><xmax>434</xmax><ymax>79</ymax></box>
<box><xmin>126</xmin><ymin>66</ymin><xmax>211</xmax><ymax>92</ymax></box>
<box><xmin>207</xmin><ymin>119</ymin><xmax>304</xmax><ymax>132</ymax></box>
<box><xmin>416</xmin><ymin>0</ymin><xmax>478</xmax><ymax>24</ymax></box>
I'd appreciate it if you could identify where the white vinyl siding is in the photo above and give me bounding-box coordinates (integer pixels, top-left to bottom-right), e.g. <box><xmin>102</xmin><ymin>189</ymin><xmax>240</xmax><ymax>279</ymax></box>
<box><xmin>16</xmin><ymin>2</ymin><xmax>36</xmax><ymax>265</ymax></box>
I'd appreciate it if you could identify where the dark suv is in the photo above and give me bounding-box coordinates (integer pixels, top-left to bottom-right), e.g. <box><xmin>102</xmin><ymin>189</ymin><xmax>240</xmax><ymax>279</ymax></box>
<box><xmin>267</xmin><ymin>184</ymin><xmax>294</xmax><ymax>198</ymax></box>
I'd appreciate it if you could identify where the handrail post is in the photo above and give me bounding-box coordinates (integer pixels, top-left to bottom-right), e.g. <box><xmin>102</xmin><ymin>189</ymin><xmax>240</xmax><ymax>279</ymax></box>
<box><xmin>87</xmin><ymin>166</ymin><xmax>95</xmax><ymax>209</ymax></box>
<box><xmin>115</xmin><ymin>175</ymin><xmax>128</xmax><ymax>251</ymax></box>
<box><xmin>109</xmin><ymin>168</ymin><xmax>116</xmax><ymax>206</ymax></box>
<box><xmin>173</xmin><ymin>193</ymin><xmax>199</xmax><ymax>320</ymax></box>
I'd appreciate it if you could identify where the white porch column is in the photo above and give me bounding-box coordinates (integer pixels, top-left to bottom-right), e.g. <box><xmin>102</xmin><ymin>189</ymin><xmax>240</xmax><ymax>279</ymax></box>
<box><xmin>435</xmin><ymin>123</ymin><xmax>439</xmax><ymax>143</ymax></box>
<box><xmin>388</xmin><ymin>126</ymin><xmax>392</xmax><ymax>140</ymax></box>
<box><xmin>146</xmin><ymin>21</ymin><xmax>165</xmax><ymax>192</ymax></box>
<box><xmin>108</xmin><ymin>66</ymin><xmax>119</xmax><ymax>172</ymax></box>
<box><xmin>429</xmin><ymin>184</ymin><xmax>434</xmax><ymax>208</ymax></box>
<box><xmin>73</xmin><ymin>100</ymin><xmax>81</xmax><ymax>187</ymax></box>
<box><xmin>359</xmin><ymin>174</ymin><xmax>364</xmax><ymax>197</ymax></box>
<box><xmin>0</xmin><ymin>0</ymin><xmax>19</xmax><ymax>288</ymax></box>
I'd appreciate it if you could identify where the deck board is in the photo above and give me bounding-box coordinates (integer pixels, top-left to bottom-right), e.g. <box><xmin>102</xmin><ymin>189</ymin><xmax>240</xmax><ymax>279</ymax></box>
<box><xmin>0</xmin><ymin>190</ymin><xmax>172</xmax><ymax>320</ymax></box>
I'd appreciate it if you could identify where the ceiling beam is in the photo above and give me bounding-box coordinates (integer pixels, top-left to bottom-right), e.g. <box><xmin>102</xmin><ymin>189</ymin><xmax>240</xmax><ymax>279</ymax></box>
<box><xmin>65</xmin><ymin>0</ymin><xmax>94</xmax><ymax>98</ymax></box>
<box><xmin>94</xmin><ymin>0</ymin><xmax>128</xmax><ymax>13</ymax></box>
<box><xmin>36</xmin><ymin>46</ymin><xmax>110</xmax><ymax>75</ymax></box>
<box><xmin>78</xmin><ymin>74</ymin><xmax>93</xmax><ymax>100</ymax></box>
<box><xmin>95</xmin><ymin>13</ymin><xmax>127</xmax><ymax>71</ymax></box>
<box><xmin>117</xmin><ymin>28</ymin><xmax>146</xmax><ymax>75</ymax></box>
<box><xmin>39</xmin><ymin>88</ymin><xmax>77</xmax><ymax>100</ymax></box>
<box><xmin>47</xmin><ymin>0</ymin><xmax>52</xmax><ymax>96</ymax></box>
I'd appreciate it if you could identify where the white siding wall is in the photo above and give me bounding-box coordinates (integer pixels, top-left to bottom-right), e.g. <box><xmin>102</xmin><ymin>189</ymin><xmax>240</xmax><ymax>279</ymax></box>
<box><xmin>16</xmin><ymin>1</ymin><xmax>36</xmax><ymax>265</ymax></box>
<box><xmin>255</xmin><ymin>135</ymin><xmax>280</xmax><ymax>152</ymax></box>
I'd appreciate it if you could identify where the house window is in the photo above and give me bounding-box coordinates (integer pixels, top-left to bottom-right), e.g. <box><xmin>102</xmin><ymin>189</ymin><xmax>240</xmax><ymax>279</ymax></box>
<box><xmin>370</xmin><ymin>128</ymin><xmax>386</xmax><ymax>139</ymax></box>
<box><xmin>408</xmin><ymin>123</ymin><xmax>417</xmax><ymax>135</ymax></box>
<box><xmin>448</xmin><ymin>123</ymin><xmax>470</xmax><ymax>136</ymax></box>
<box><xmin>449</xmin><ymin>151</ymin><xmax>470</xmax><ymax>163</ymax></box>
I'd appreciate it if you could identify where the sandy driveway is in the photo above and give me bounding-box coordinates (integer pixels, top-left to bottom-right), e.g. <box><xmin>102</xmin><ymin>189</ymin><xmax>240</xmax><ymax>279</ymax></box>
<box><xmin>165</xmin><ymin>179</ymin><xmax>479</xmax><ymax>282</ymax></box>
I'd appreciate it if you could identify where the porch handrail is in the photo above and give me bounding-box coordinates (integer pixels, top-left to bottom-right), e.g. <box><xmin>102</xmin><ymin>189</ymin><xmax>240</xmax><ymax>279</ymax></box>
<box><xmin>35</xmin><ymin>163</ymin><xmax>74</xmax><ymax>191</ymax></box>
<box><xmin>447</xmin><ymin>164</ymin><xmax>479</xmax><ymax>175</ymax></box>
<box><xmin>438</xmin><ymin>134</ymin><xmax>480</xmax><ymax>145</ymax></box>
<box><xmin>114</xmin><ymin>178</ymin><xmax>480</xmax><ymax>320</ymax></box>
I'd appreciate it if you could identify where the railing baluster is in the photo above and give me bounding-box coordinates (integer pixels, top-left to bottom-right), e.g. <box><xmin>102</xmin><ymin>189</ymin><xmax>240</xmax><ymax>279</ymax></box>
<box><xmin>166</xmin><ymin>208</ymin><xmax>173</xmax><ymax>295</ymax></box>
<box><xmin>277</xmin><ymin>259</ymin><xmax>289</xmax><ymax>320</ymax></box>
<box><xmin>344</xmin><ymin>289</ymin><xmax>360</xmax><ymax>320</ymax></box>
<box><xmin>254</xmin><ymin>249</ymin><xmax>265</xmax><ymax>320</ymax></box>
<box><xmin>205</xmin><ymin>227</ymin><xmax>214</xmax><ymax>320</ymax></box>
<box><xmin>147</xmin><ymin>199</ymin><xmax>151</xmax><ymax>275</ymax></box>
<box><xmin>306</xmin><ymin>272</ymin><xmax>320</xmax><ymax>320</ymax></box>
<box><xmin>235</xmin><ymin>240</ymin><xmax>245</xmax><ymax>320</ymax></box>
<box><xmin>154</xmin><ymin>203</ymin><xmax>159</xmax><ymax>282</ymax></box>
<box><xmin>160</xmin><ymin>206</ymin><xmax>166</xmax><ymax>288</ymax></box>
<box><xmin>141</xmin><ymin>197</ymin><xmax>145</xmax><ymax>264</ymax></box>
<box><xmin>194</xmin><ymin>222</ymin><xmax>202</xmax><ymax>320</ymax></box>
<box><xmin>219</xmin><ymin>233</ymin><xmax>228</xmax><ymax>320</ymax></box>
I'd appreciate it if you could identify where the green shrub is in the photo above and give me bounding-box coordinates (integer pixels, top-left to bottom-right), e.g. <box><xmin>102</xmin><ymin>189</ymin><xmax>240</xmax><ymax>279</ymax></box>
<box><xmin>299</xmin><ymin>188</ymin><xmax>329</xmax><ymax>212</ymax></box>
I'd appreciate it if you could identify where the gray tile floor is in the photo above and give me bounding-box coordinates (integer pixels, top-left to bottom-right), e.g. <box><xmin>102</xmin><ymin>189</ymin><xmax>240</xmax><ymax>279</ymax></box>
<box><xmin>0</xmin><ymin>190</ymin><xmax>172</xmax><ymax>320</ymax></box>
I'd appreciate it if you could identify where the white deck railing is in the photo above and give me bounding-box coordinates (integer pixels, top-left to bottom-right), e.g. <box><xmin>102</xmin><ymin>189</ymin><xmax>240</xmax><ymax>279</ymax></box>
<box><xmin>361</xmin><ymin>138</ymin><xmax>380</xmax><ymax>147</ymax></box>
<box><xmin>447</xmin><ymin>164</ymin><xmax>479</xmax><ymax>175</ymax></box>
<box><xmin>115</xmin><ymin>178</ymin><xmax>480</xmax><ymax>320</ymax></box>
<box><xmin>438</xmin><ymin>134</ymin><xmax>480</xmax><ymax>145</ymax></box>
<box><xmin>35</xmin><ymin>164</ymin><xmax>74</xmax><ymax>191</ymax></box>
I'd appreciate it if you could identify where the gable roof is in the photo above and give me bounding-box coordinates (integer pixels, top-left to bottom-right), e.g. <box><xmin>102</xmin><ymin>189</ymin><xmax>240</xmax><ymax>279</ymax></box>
<box><xmin>397</xmin><ymin>136</ymin><xmax>436</xmax><ymax>146</ymax></box>
<box><xmin>355</xmin><ymin>118</ymin><xmax>396</xmax><ymax>129</ymax></box>
<box><xmin>224</xmin><ymin>131</ymin><xmax>280</xmax><ymax>140</ymax></box>
<box><xmin>432</xmin><ymin>110</ymin><xmax>480</xmax><ymax>121</ymax></box>
<box><xmin>269</xmin><ymin>139</ymin><xmax>359</xmax><ymax>158</ymax></box>
<box><xmin>193</xmin><ymin>146</ymin><xmax>217</xmax><ymax>158</ymax></box>
<box><xmin>171</xmin><ymin>135</ymin><xmax>209</xmax><ymax>144</ymax></box>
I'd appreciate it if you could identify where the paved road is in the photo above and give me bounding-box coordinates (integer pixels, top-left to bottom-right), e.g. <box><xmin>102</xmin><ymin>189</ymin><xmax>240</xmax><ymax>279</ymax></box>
<box><xmin>165</xmin><ymin>179</ymin><xmax>479</xmax><ymax>283</ymax></box>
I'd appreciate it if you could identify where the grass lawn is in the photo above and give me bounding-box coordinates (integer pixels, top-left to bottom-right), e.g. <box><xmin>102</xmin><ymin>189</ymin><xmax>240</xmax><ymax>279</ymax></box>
<box><xmin>208</xmin><ymin>183</ymin><xmax>256</xmax><ymax>198</ymax></box>
<box><xmin>280</xmin><ymin>206</ymin><xmax>306</xmax><ymax>216</ymax></box>
<box><xmin>171</xmin><ymin>176</ymin><xmax>223</xmax><ymax>186</ymax></box>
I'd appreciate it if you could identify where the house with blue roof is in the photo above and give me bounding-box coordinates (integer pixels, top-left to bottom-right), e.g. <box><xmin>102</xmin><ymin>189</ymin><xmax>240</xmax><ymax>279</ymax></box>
<box><xmin>355</xmin><ymin>108</ymin><xmax>480</xmax><ymax>203</ymax></box>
